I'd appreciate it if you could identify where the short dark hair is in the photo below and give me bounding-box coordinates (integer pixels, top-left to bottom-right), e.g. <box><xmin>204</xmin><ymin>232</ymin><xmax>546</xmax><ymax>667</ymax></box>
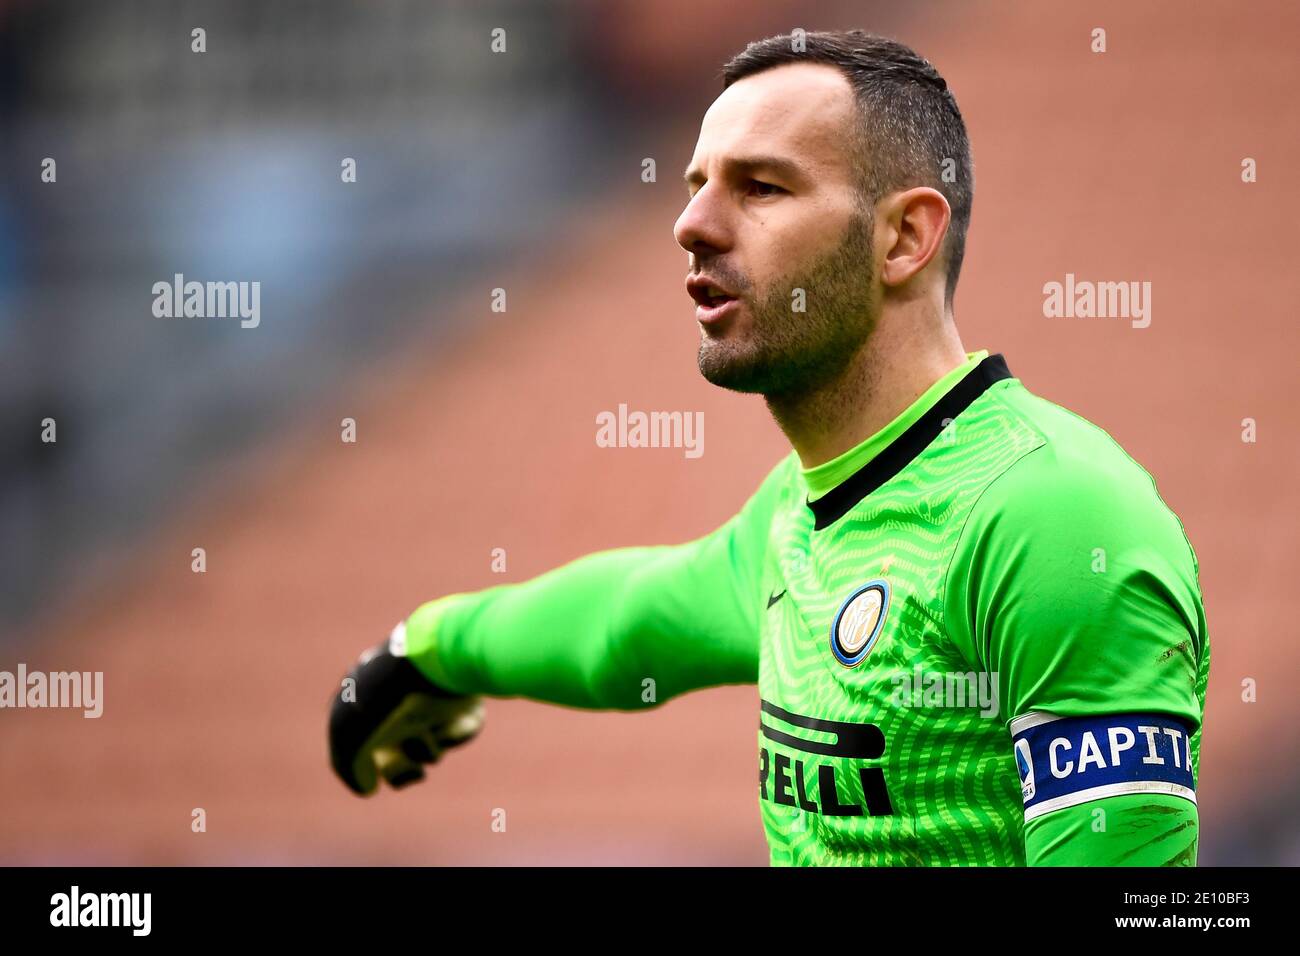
<box><xmin>722</xmin><ymin>30</ymin><xmax>973</xmax><ymax>306</ymax></box>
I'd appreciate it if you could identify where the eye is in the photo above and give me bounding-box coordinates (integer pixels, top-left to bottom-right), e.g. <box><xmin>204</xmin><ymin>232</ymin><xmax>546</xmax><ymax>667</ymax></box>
<box><xmin>747</xmin><ymin>179</ymin><xmax>785</xmax><ymax>197</ymax></box>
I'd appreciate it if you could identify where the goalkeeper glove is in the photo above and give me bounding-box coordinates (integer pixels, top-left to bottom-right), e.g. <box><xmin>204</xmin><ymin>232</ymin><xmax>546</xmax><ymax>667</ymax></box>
<box><xmin>328</xmin><ymin>621</ymin><xmax>484</xmax><ymax>795</ymax></box>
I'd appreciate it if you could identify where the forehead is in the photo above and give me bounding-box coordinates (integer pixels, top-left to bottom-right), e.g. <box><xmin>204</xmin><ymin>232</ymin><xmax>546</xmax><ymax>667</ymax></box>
<box><xmin>690</xmin><ymin>62</ymin><xmax>858</xmax><ymax>183</ymax></box>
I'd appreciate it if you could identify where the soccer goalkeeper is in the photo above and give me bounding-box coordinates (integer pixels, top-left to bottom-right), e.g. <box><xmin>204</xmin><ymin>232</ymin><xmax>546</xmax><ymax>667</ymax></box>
<box><xmin>328</xmin><ymin>31</ymin><xmax>1208</xmax><ymax>867</ymax></box>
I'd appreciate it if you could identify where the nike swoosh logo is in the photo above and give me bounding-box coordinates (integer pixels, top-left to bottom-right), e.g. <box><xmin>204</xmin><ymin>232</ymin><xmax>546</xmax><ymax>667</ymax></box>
<box><xmin>767</xmin><ymin>589</ymin><xmax>787</xmax><ymax>609</ymax></box>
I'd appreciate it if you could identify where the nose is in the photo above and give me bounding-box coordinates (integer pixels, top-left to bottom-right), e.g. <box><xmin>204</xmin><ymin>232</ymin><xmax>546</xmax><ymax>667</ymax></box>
<box><xmin>674</xmin><ymin>184</ymin><xmax>732</xmax><ymax>258</ymax></box>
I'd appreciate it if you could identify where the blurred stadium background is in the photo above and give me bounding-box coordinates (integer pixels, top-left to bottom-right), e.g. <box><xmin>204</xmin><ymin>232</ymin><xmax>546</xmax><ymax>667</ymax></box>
<box><xmin>1</xmin><ymin>0</ymin><xmax>1297</xmax><ymax>864</ymax></box>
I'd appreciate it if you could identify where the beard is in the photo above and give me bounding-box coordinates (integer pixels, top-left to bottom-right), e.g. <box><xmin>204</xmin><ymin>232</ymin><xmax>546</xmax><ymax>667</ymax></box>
<box><xmin>696</xmin><ymin>211</ymin><xmax>877</xmax><ymax>399</ymax></box>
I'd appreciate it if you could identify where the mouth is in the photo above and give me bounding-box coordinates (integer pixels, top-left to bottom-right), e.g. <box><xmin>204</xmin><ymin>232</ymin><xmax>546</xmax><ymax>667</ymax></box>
<box><xmin>686</xmin><ymin>276</ymin><xmax>742</xmax><ymax>326</ymax></box>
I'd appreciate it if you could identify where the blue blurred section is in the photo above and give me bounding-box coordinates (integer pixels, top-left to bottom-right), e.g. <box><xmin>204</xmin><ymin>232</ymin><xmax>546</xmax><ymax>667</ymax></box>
<box><xmin>0</xmin><ymin>0</ymin><xmax>629</xmax><ymax>625</ymax></box>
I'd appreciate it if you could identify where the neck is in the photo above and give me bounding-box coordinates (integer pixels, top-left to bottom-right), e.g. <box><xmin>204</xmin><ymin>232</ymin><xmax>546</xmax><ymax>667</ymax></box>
<box><xmin>766</xmin><ymin>307</ymin><xmax>968</xmax><ymax>469</ymax></box>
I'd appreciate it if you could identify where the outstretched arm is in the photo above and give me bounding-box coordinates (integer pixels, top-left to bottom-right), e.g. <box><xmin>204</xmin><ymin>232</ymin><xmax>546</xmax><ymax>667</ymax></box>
<box><xmin>405</xmin><ymin>536</ymin><xmax>760</xmax><ymax>710</ymax></box>
<box><xmin>328</xmin><ymin>456</ymin><xmax>794</xmax><ymax>793</ymax></box>
<box><xmin>405</xmin><ymin>458</ymin><xmax>793</xmax><ymax>708</ymax></box>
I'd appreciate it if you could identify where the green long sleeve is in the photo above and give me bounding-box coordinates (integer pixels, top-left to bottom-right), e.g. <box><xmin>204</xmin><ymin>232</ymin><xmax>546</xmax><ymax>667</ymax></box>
<box><xmin>1026</xmin><ymin>793</ymin><xmax>1199</xmax><ymax>865</ymax></box>
<box><xmin>402</xmin><ymin>457</ymin><xmax>795</xmax><ymax>710</ymax></box>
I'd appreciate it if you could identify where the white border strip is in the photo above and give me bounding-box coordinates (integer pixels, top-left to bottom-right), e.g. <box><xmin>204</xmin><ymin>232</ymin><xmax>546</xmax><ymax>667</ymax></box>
<box><xmin>1009</xmin><ymin>710</ymin><xmax>1063</xmax><ymax>735</ymax></box>
<box><xmin>1024</xmin><ymin>781</ymin><xmax>1197</xmax><ymax>822</ymax></box>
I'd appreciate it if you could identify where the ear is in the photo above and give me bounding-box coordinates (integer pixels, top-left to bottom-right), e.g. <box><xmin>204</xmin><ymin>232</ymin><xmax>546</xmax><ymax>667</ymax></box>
<box><xmin>877</xmin><ymin>187</ymin><xmax>951</xmax><ymax>290</ymax></box>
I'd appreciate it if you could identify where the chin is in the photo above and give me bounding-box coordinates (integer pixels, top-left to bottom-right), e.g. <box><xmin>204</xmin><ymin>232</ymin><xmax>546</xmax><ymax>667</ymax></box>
<box><xmin>697</xmin><ymin>342</ymin><xmax>772</xmax><ymax>394</ymax></box>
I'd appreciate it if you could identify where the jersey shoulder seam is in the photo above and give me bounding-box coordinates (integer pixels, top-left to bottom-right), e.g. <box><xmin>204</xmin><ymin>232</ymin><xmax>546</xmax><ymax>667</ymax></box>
<box><xmin>938</xmin><ymin>386</ymin><xmax>1049</xmax><ymax>677</ymax></box>
<box><xmin>1028</xmin><ymin>394</ymin><xmax>1203</xmax><ymax>581</ymax></box>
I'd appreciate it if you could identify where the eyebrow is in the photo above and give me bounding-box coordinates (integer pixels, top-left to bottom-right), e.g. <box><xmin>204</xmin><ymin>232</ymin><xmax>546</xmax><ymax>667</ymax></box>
<box><xmin>683</xmin><ymin>154</ymin><xmax>806</xmax><ymax>188</ymax></box>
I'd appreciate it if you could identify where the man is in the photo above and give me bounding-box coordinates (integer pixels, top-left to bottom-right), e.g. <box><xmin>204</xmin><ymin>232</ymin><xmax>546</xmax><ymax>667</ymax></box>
<box><xmin>328</xmin><ymin>31</ymin><xmax>1208</xmax><ymax>866</ymax></box>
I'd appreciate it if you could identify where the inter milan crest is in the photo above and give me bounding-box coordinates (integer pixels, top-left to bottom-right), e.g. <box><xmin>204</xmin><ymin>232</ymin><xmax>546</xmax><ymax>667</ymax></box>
<box><xmin>830</xmin><ymin>579</ymin><xmax>890</xmax><ymax>667</ymax></box>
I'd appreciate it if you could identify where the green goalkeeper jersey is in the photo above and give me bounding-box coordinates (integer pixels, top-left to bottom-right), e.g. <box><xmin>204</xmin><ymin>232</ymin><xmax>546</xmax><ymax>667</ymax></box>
<box><xmin>404</xmin><ymin>352</ymin><xmax>1209</xmax><ymax>866</ymax></box>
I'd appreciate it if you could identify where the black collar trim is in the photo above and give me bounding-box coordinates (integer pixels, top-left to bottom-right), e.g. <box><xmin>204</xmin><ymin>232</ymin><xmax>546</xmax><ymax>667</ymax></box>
<box><xmin>807</xmin><ymin>353</ymin><xmax>1013</xmax><ymax>531</ymax></box>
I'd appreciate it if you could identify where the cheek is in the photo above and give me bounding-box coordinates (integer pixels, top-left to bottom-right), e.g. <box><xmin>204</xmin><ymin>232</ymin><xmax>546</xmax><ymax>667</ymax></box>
<box><xmin>749</xmin><ymin>207</ymin><xmax>848</xmax><ymax>288</ymax></box>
